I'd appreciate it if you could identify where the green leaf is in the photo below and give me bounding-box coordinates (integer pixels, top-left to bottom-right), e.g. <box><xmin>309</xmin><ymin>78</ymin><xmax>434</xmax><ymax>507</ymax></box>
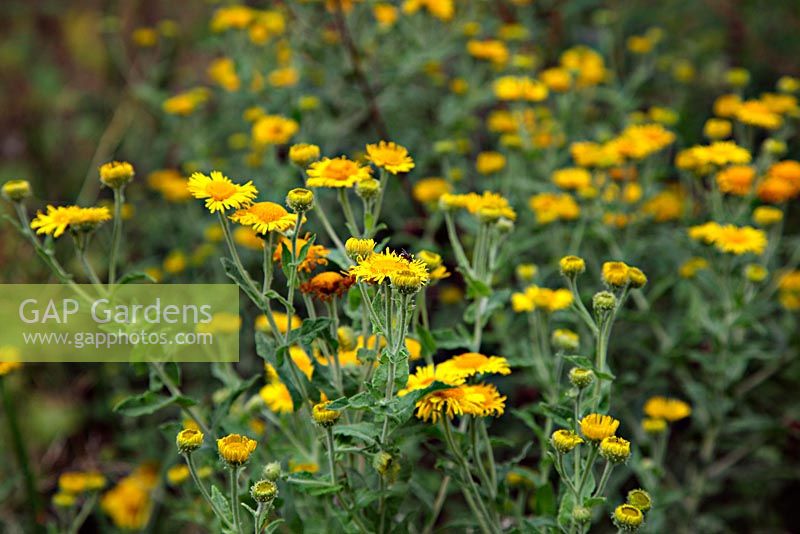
<box><xmin>286</xmin><ymin>474</ymin><xmax>343</xmax><ymax>496</ymax></box>
<box><xmin>464</xmin><ymin>275</ymin><xmax>492</xmax><ymax>299</ymax></box>
<box><xmin>333</xmin><ymin>422</ymin><xmax>381</xmax><ymax>447</ymax></box>
<box><xmin>264</xmin><ymin>519</ymin><xmax>285</xmax><ymax>533</ymax></box>
<box><xmin>534</xmin><ymin>482</ymin><xmax>557</xmax><ymax>516</ymax></box>
<box><xmin>116</xmin><ymin>271</ymin><xmax>156</xmax><ymax>285</ymax></box>
<box><xmin>416</xmin><ymin>326</ymin><xmax>436</xmax><ymax>358</ymax></box>
<box><xmin>210</xmin><ymin>484</ymin><xmax>234</xmax><ymax>526</ymax></box>
<box><xmin>113</xmin><ymin>391</ymin><xmax>196</xmax><ymax>417</ymax></box>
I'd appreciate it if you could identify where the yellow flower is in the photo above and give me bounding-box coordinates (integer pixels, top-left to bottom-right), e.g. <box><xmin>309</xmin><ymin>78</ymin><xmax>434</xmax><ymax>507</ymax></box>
<box><xmin>551</xmin><ymin>429</ymin><xmax>584</xmax><ymax>453</ymax></box>
<box><xmin>626</xmin><ymin>35</ymin><xmax>654</xmax><ymax>54</ymax></box>
<box><xmin>641</xmin><ymin>417</ymin><xmax>667</xmax><ymax>434</ymax></box>
<box><xmin>307</xmin><ymin>157</ymin><xmax>372</xmax><ymax>188</ymax></box>
<box><xmin>345</xmin><ymin>237</ymin><xmax>376</xmax><ymax>260</ymax></box>
<box><xmin>711</xmin><ymin>225</ymin><xmax>768</xmax><ymax>255</ymax></box>
<box><xmin>600</xmin><ymin>436</ymin><xmax>631</xmax><ymax>463</ymax></box>
<box><xmin>466</xmin><ymin>39</ymin><xmax>508</xmax><ymax>65</ymax></box>
<box><xmin>580</xmin><ymin>413</ymin><xmax>620</xmax><ymax>441</ymax></box>
<box><xmin>2</xmin><ymin>179</ymin><xmax>32</xmax><ymax>202</ymax></box>
<box><xmin>736</xmin><ymin>100</ymin><xmax>782</xmax><ymax>130</ymax></box>
<box><xmin>187</xmin><ymin>171</ymin><xmax>257</xmax><ymax>213</ymax></box>
<box><xmin>528</xmin><ymin>193</ymin><xmax>580</xmax><ymax>224</ymax></box>
<box><xmin>414</xmin><ymin>385</ymin><xmax>483</xmax><ymax>422</ymax></box>
<box><xmin>373</xmin><ymin>3</ymin><xmax>399</xmax><ymax>27</ymax></box>
<box><xmin>366</xmin><ymin>141</ymin><xmax>415</xmax><ymax>174</ymax></box>
<box><xmin>713</xmin><ymin>93</ymin><xmax>742</xmax><ymax>117</ymax></box>
<box><xmin>312</xmin><ymin>401</ymin><xmax>341</xmax><ymax>427</ymax></box>
<box><xmin>268</xmin><ymin>67</ymin><xmax>299</xmax><ymax>87</ymax></box>
<box><xmin>613</xmin><ymin>504</ymin><xmax>644</xmax><ymax>531</ymax></box>
<box><xmin>641</xmin><ymin>188</ymin><xmax>684</xmax><ymax>222</ymax></box>
<box><xmin>289</xmin><ymin>460</ymin><xmax>319</xmax><ymax>474</ymax></box>
<box><xmin>627</xmin><ymin>489</ymin><xmax>652</xmax><ymax>512</ymax></box>
<box><xmin>260</xmin><ymin>382</ymin><xmax>294</xmax><ymax>413</ymax></box>
<box><xmin>100</xmin><ymin>465</ymin><xmax>157</xmax><ymax>530</ymax></box>
<box><xmin>703</xmin><ymin>118</ymin><xmax>732</xmax><ymax>140</ymax></box>
<box><xmin>492</xmin><ymin>76</ymin><xmax>548</xmax><ymax>102</ymax></box>
<box><xmin>289</xmin><ymin>143</ymin><xmax>321</xmax><ymax>167</ymax></box>
<box><xmin>752</xmin><ymin>206</ymin><xmax>783</xmax><ymax>226</ymax></box>
<box><xmin>349</xmin><ymin>249</ymin><xmax>429</xmax><ymax>285</ymax></box>
<box><xmin>688</xmin><ymin>221</ymin><xmax>723</xmax><ymax>244</ymax></box>
<box><xmin>476</xmin><ymin>151</ymin><xmax>507</xmax><ymax>175</ymax></box>
<box><xmin>273</xmin><ymin>234</ymin><xmax>329</xmax><ymax>273</ymax></box>
<box><xmin>462</xmin><ymin>383</ymin><xmax>506</xmax><ymax>417</ymax></box>
<box><xmin>52</xmin><ymin>492</ymin><xmax>77</xmax><ymax>508</ymax></box>
<box><xmin>413</xmin><ymin>177</ymin><xmax>451</xmax><ymax>205</ymax></box>
<box><xmin>602</xmin><ymin>261</ymin><xmax>631</xmax><ymax>288</ymax></box>
<box><xmin>399</xmin><ymin>364</ymin><xmax>463</xmax><ymax>396</ymax></box>
<box><xmin>210</xmin><ymin>5</ymin><xmax>255</xmax><ymax>32</ymax></box>
<box><xmin>207</xmin><ymin>57</ymin><xmax>240</xmax><ymax>92</ymax></box>
<box><xmin>402</xmin><ymin>0</ymin><xmax>454</xmax><ymax>21</ymax></box>
<box><xmin>559</xmin><ymin>46</ymin><xmax>607</xmax><ymax>88</ymax></box>
<box><xmin>552</xmin><ymin>168</ymin><xmax>592</xmax><ymax>190</ymax></box>
<box><xmin>436</xmin><ymin>352</ymin><xmax>511</xmax><ymax>381</ymax></box>
<box><xmin>744</xmin><ymin>264</ymin><xmax>768</xmax><ymax>283</ymax></box>
<box><xmin>539</xmin><ymin>67</ymin><xmax>572</xmax><ymax>92</ymax></box>
<box><xmin>30</xmin><ymin>205</ymin><xmax>111</xmax><ymax>238</ymax></box>
<box><xmin>678</xmin><ymin>257</ymin><xmax>709</xmax><ymax>279</ymax></box>
<box><xmin>643</xmin><ymin>396</ymin><xmax>691</xmax><ymax>422</ymax></box>
<box><xmin>99</xmin><ymin>161</ymin><xmax>135</xmax><ymax>188</ymax></box>
<box><xmin>256</xmin><ymin>312</ymin><xmax>302</xmax><ymax>334</ymax></box>
<box><xmin>163</xmin><ymin>250</ymin><xmax>187</xmax><ymax>275</ymax></box>
<box><xmin>166</xmin><ymin>465</ymin><xmax>190</xmax><ymax>485</ymax></box>
<box><xmin>229</xmin><ymin>201</ymin><xmax>297</xmax><ymax>234</ymax></box>
<box><xmin>252</xmin><ymin>115</ymin><xmax>299</xmax><ymax>146</ymax></box>
<box><xmin>59</xmin><ymin>471</ymin><xmax>107</xmax><ymax>493</ymax></box>
<box><xmin>233</xmin><ymin>227</ymin><xmax>264</xmax><ymax>250</ymax></box>
<box><xmin>217</xmin><ymin>434</ymin><xmax>258</xmax><ymax>465</ymax></box>
<box><xmin>716</xmin><ymin>165</ymin><xmax>756</xmax><ymax>196</ymax></box>
<box><xmin>176</xmin><ymin>428</ymin><xmax>204</xmax><ymax>453</ymax></box>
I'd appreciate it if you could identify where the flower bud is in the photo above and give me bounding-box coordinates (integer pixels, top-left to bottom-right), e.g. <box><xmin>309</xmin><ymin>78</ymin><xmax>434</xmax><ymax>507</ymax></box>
<box><xmin>569</xmin><ymin>367</ymin><xmax>595</xmax><ymax>389</ymax></box>
<box><xmin>250</xmin><ymin>479</ymin><xmax>278</xmax><ymax>503</ymax></box>
<box><xmin>373</xmin><ymin>451</ymin><xmax>400</xmax><ymax>482</ymax></box>
<box><xmin>418</xmin><ymin>250</ymin><xmax>442</xmax><ymax>271</ymax></box>
<box><xmin>345</xmin><ymin>237</ymin><xmax>375</xmax><ymax>260</ymax></box>
<box><xmin>763</xmin><ymin>138</ymin><xmax>787</xmax><ymax>156</ymax></box>
<box><xmin>312</xmin><ymin>401</ymin><xmax>341</xmax><ymax>427</ymax></box>
<box><xmin>2</xmin><ymin>180</ymin><xmax>32</xmax><ymax>202</ymax></box>
<box><xmin>641</xmin><ymin>417</ymin><xmax>667</xmax><ymax>434</ymax></box>
<box><xmin>600</xmin><ymin>436</ymin><xmax>631</xmax><ymax>464</ymax></box>
<box><xmin>627</xmin><ymin>267</ymin><xmax>647</xmax><ymax>288</ymax></box>
<box><xmin>289</xmin><ymin>143</ymin><xmax>321</xmax><ymax>167</ymax></box>
<box><xmin>744</xmin><ymin>264</ymin><xmax>767</xmax><ymax>283</ymax></box>
<box><xmin>572</xmin><ymin>505</ymin><xmax>592</xmax><ymax>523</ymax></box>
<box><xmin>516</xmin><ymin>263</ymin><xmax>537</xmax><ymax>282</ymax></box>
<box><xmin>551</xmin><ymin>429</ymin><xmax>583</xmax><ymax>453</ymax></box>
<box><xmin>390</xmin><ymin>269</ymin><xmax>425</xmax><ymax>295</ymax></box>
<box><xmin>99</xmin><ymin>161</ymin><xmax>135</xmax><ymax>188</ymax></box>
<box><xmin>355</xmin><ymin>178</ymin><xmax>381</xmax><ymax>200</ymax></box>
<box><xmin>612</xmin><ymin>504</ymin><xmax>644</xmax><ymax>531</ymax></box>
<box><xmin>593</xmin><ymin>291</ymin><xmax>617</xmax><ymax>312</ymax></box>
<box><xmin>337</xmin><ymin>326</ymin><xmax>357</xmax><ymax>351</ymax></box>
<box><xmin>494</xmin><ymin>217</ymin><xmax>514</xmax><ymax>234</ymax></box>
<box><xmin>559</xmin><ymin>255</ymin><xmax>586</xmax><ymax>277</ymax></box>
<box><xmin>552</xmin><ymin>329</ymin><xmax>579</xmax><ymax>351</ymax></box>
<box><xmin>262</xmin><ymin>461</ymin><xmax>282</xmax><ymax>481</ymax></box>
<box><xmin>602</xmin><ymin>261</ymin><xmax>630</xmax><ymax>288</ymax></box>
<box><xmin>176</xmin><ymin>428</ymin><xmax>204</xmax><ymax>454</ymax></box>
<box><xmin>286</xmin><ymin>188</ymin><xmax>314</xmax><ymax>212</ymax></box>
<box><xmin>626</xmin><ymin>489</ymin><xmax>652</xmax><ymax>512</ymax></box>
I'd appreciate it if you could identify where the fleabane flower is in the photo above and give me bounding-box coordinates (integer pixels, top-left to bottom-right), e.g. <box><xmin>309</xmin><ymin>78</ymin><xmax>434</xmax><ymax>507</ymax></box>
<box><xmin>436</xmin><ymin>352</ymin><xmax>511</xmax><ymax>381</ymax></box>
<box><xmin>306</xmin><ymin>157</ymin><xmax>372</xmax><ymax>188</ymax></box>
<box><xmin>217</xmin><ymin>434</ymin><xmax>258</xmax><ymax>466</ymax></box>
<box><xmin>188</xmin><ymin>171</ymin><xmax>258</xmax><ymax>213</ymax></box>
<box><xmin>366</xmin><ymin>141</ymin><xmax>415</xmax><ymax>174</ymax></box>
<box><xmin>349</xmin><ymin>249</ymin><xmax>429</xmax><ymax>285</ymax></box>
<box><xmin>30</xmin><ymin>205</ymin><xmax>112</xmax><ymax>238</ymax></box>
<box><xmin>580</xmin><ymin>413</ymin><xmax>620</xmax><ymax>441</ymax></box>
<box><xmin>229</xmin><ymin>201</ymin><xmax>297</xmax><ymax>234</ymax></box>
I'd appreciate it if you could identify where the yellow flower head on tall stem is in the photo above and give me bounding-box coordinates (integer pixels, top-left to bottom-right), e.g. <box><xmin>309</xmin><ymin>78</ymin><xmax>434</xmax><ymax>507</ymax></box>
<box><xmin>366</xmin><ymin>141</ymin><xmax>415</xmax><ymax>174</ymax></box>
<box><xmin>306</xmin><ymin>157</ymin><xmax>372</xmax><ymax>188</ymax></box>
<box><xmin>414</xmin><ymin>385</ymin><xmax>483</xmax><ymax>422</ymax></box>
<box><xmin>30</xmin><ymin>205</ymin><xmax>112</xmax><ymax>238</ymax></box>
<box><xmin>217</xmin><ymin>434</ymin><xmax>258</xmax><ymax>466</ymax></box>
<box><xmin>580</xmin><ymin>413</ymin><xmax>620</xmax><ymax>441</ymax></box>
<box><xmin>643</xmin><ymin>396</ymin><xmax>691</xmax><ymax>422</ymax></box>
<box><xmin>260</xmin><ymin>382</ymin><xmax>294</xmax><ymax>413</ymax></box>
<box><xmin>461</xmin><ymin>383</ymin><xmax>506</xmax><ymax>417</ymax></box>
<box><xmin>229</xmin><ymin>201</ymin><xmax>297</xmax><ymax>234</ymax></box>
<box><xmin>273</xmin><ymin>234</ymin><xmax>329</xmax><ymax>273</ymax></box>
<box><xmin>187</xmin><ymin>171</ymin><xmax>258</xmax><ymax>213</ymax></box>
<box><xmin>398</xmin><ymin>364</ymin><xmax>464</xmax><ymax>396</ymax></box>
<box><xmin>436</xmin><ymin>352</ymin><xmax>511</xmax><ymax>381</ymax></box>
<box><xmin>349</xmin><ymin>249</ymin><xmax>429</xmax><ymax>285</ymax></box>
<box><xmin>711</xmin><ymin>225</ymin><xmax>768</xmax><ymax>255</ymax></box>
<box><xmin>252</xmin><ymin>115</ymin><xmax>299</xmax><ymax>145</ymax></box>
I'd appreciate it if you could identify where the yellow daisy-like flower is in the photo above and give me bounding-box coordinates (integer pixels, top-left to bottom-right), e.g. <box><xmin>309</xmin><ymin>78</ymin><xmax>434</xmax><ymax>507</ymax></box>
<box><xmin>528</xmin><ymin>192</ymin><xmax>580</xmax><ymax>224</ymax></box>
<box><xmin>414</xmin><ymin>385</ymin><xmax>483</xmax><ymax>423</ymax></box>
<box><xmin>613</xmin><ymin>504</ymin><xmax>644</xmax><ymax>530</ymax></box>
<box><xmin>580</xmin><ymin>413</ymin><xmax>620</xmax><ymax>441</ymax></box>
<box><xmin>30</xmin><ymin>205</ymin><xmax>112</xmax><ymax>238</ymax></box>
<box><xmin>187</xmin><ymin>171</ymin><xmax>258</xmax><ymax>213</ymax></box>
<box><xmin>551</xmin><ymin>429</ymin><xmax>584</xmax><ymax>453</ymax></box>
<box><xmin>217</xmin><ymin>434</ymin><xmax>258</xmax><ymax>465</ymax></box>
<box><xmin>255</xmin><ymin>311</ymin><xmax>302</xmax><ymax>334</ymax></box>
<box><xmin>602</xmin><ymin>261</ymin><xmax>631</xmax><ymax>288</ymax></box>
<box><xmin>349</xmin><ymin>249</ymin><xmax>429</xmax><ymax>285</ymax></box>
<box><xmin>399</xmin><ymin>364</ymin><xmax>463</xmax><ymax>396</ymax></box>
<box><xmin>436</xmin><ymin>352</ymin><xmax>511</xmax><ymax>381</ymax></box>
<box><xmin>735</xmin><ymin>100</ymin><xmax>782</xmax><ymax>130</ymax></box>
<box><xmin>688</xmin><ymin>221</ymin><xmax>722</xmax><ymax>244</ymax></box>
<box><xmin>712</xmin><ymin>225</ymin><xmax>768</xmax><ymax>255</ymax></box>
<box><xmin>260</xmin><ymin>382</ymin><xmax>294</xmax><ymax>413</ymax></box>
<box><xmin>716</xmin><ymin>165</ymin><xmax>756</xmax><ymax>196</ymax></box>
<box><xmin>229</xmin><ymin>201</ymin><xmax>297</xmax><ymax>234</ymax></box>
<box><xmin>643</xmin><ymin>396</ymin><xmax>691</xmax><ymax>422</ymax></box>
<box><xmin>273</xmin><ymin>234</ymin><xmax>329</xmax><ymax>273</ymax></box>
<box><xmin>252</xmin><ymin>115</ymin><xmax>299</xmax><ymax>146</ymax></box>
<box><xmin>365</xmin><ymin>141</ymin><xmax>415</xmax><ymax>174</ymax></box>
<box><xmin>59</xmin><ymin>471</ymin><xmax>107</xmax><ymax>493</ymax></box>
<box><xmin>413</xmin><ymin>177</ymin><xmax>452</xmax><ymax>205</ymax></box>
<box><xmin>462</xmin><ymin>383</ymin><xmax>506</xmax><ymax>417</ymax></box>
<box><xmin>306</xmin><ymin>157</ymin><xmax>372</xmax><ymax>188</ymax></box>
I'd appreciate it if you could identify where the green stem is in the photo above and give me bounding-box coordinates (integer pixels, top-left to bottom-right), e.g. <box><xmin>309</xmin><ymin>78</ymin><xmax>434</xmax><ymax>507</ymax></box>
<box><xmin>108</xmin><ymin>186</ymin><xmax>125</xmax><ymax>285</ymax></box>
<box><xmin>151</xmin><ymin>363</ymin><xmax>211</xmax><ymax>436</ymax></box>
<box><xmin>592</xmin><ymin>460</ymin><xmax>614</xmax><ymax>498</ymax></box>
<box><xmin>185</xmin><ymin>454</ymin><xmax>234</xmax><ymax>529</ymax></box>
<box><xmin>284</xmin><ymin>212</ymin><xmax>303</xmax><ymax>344</ymax></box>
<box><xmin>67</xmin><ymin>492</ymin><xmax>97</xmax><ymax>534</ymax></box>
<box><xmin>337</xmin><ymin>189</ymin><xmax>360</xmax><ymax>236</ymax></box>
<box><xmin>325</xmin><ymin>427</ymin><xmax>337</xmax><ymax>484</ymax></box>
<box><xmin>314</xmin><ymin>198</ymin><xmax>348</xmax><ymax>260</ymax></box>
<box><xmin>1</xmin><ymin>378</ymin><xmax>42</xmax><ymax>530</ymax></box>
<box><xmin>230</xmin><ymin>467</ymin><xmax>243</xmax><ymax>533</ymax></box>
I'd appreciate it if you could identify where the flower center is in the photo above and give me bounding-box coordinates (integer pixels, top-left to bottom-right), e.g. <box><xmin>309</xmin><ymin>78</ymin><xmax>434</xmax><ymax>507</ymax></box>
<box><xmin>206</xmin><ymin>181</ymin><xmax>237</xmax><ymax>200</ymax></box>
